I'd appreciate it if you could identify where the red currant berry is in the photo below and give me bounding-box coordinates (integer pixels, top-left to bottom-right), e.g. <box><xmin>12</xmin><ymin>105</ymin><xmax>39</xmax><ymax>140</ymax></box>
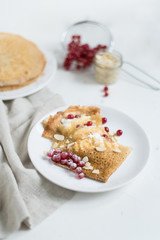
<box><xmin>76</xmin><ymin>65</ymin><xmax>81</xmax><ymax>70</ymax></box>
<box><xmin>79</xmin><ymin>161</ymin><xmax>85</xmax><ymax>167</ymax></box>
<box><xmin>102</xmin><ymin>117</ymin><xmax>107</xmax><ymax>124</ymax></box>
<box><xmin>72</xmin><ymin>154</ymin><xmax>80</xmax><ymax>163</ymax></box>
<box><xmin>78</xmin><ymin>172</ymin><xmax>85</xmax><ymax>179</ymax></box>
<box><xmin>104</xmin><ymin>92</ymin><xmax>109</xmax><ymax>97</ymax></box>
<box><xmin>104</xmin><ymin>127</ymin><xmax>109</xmax><ymax>132</ymax></box>
<box><xmin>76</xmin><ymin>167</ymin><xmax>82</xmax><ymax>174</ymax></box>
<box><xmin>116</xmin><ymin>129</ymin><xmax>123</xmax><ymax>136</ymax></box>
<box><xmin>47</xmin><ymin>150</ymin><xmax>54</xmax><ymax>157</ymax></box>
<box><xmin>70</xmin><ymin>163</ymin><xmax>77</xmax><ymax>170</ymax></box>
<box><xmin>104</xmin><ymin>86</ymin><xmax>108</xmax><ymax>91</ymax></box>
<box><xmin>102</xmin><ymin>134</ymin><xmax>108</xmax><ymax>138</ymax></box>
<box><xmin>75</xmin><ymin>115</ymin><xmax>81</xmax><ymax>118</ymax></box>
<box><xmin>68</xmin><ymin>152</ymin><xmax>73</xmax><ymax>158</ymax></box>
<box><xmin>54</xmin><ymin>148</ymin><xmax>62</xmax><ymax>154</ymax></box>
<box><xmin>67</xmin><ymin>114</ymin><xmax>74</xmax><ymax>119</ymax></box>
<box><xmin>52</xmin><ymin>154</ymin><xmax>61</xmax><ymax>162</ymax></box>
<box><xmin>67</xmin><ymin>159</ymin><xmax>73</xmax><ymax>167</ymax></box>
<box><xmin>61</xmin><ymin>152</ymin><xmax>68</xmax><ymax>159</ymax></box>
<box><xmin>61</xmin><ymin>159</ymin><xmax>67</xmax><ymax>165</ymax></box>
<box><xmin>86</xmin><ymin>121</ymin><xmax>93</xmax><ymax>126</ymax></box>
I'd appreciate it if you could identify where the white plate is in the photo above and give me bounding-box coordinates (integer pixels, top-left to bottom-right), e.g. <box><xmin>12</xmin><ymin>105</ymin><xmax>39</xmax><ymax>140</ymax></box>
<box><xmin>28</xmin><ymin>105</ymin><xmax>150</xmax><ymax>193</ymax></box>
<box><xmin>0</xmin><ymin>50</ymin><xmax>57</xmax><ymax>101</ymax></box>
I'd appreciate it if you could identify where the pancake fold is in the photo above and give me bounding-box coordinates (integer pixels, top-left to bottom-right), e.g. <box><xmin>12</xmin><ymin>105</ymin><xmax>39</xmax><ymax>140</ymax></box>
<box><xmin>42</xmin><ymin>106</ymin><xmax>132</xmax><ymax>182</ymax></box>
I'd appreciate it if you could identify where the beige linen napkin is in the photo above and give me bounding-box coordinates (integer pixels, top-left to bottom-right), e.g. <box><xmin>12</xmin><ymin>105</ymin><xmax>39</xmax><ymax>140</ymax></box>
<box><xmin>0</xmin><ymin>88</ymin><xmax>74</xmax><ymax>238</ymax></box>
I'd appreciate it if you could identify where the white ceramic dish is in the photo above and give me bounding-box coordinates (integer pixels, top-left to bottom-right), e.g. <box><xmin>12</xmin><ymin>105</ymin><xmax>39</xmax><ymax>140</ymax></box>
<box><xmin>0</xmin><ymin>50</ymin><xmax>57</xmax><ymax>101</ymax></box>
<box><xmin>28</xmin><ymin>105</ymin><xmax>150</xmax><ymax>193</ymax></box>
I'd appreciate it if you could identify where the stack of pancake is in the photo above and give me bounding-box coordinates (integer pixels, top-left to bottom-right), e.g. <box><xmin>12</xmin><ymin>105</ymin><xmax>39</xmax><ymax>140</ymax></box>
<box><xmin>0</xmin><ymin>33</ymin><xmax>46</xmax><ymax>91</ymax></box>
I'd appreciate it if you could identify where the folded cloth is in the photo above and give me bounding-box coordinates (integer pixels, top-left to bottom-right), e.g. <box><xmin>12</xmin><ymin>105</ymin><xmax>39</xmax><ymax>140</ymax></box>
<box><xmin>0</xmin><ymin>88</ymin><xmax>75</xmax><ymax>238</ymax></box>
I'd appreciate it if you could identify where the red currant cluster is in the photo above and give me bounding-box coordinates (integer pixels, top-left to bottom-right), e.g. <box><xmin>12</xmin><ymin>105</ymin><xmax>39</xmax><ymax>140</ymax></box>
<box><xmin>63</xmin><ymin>35</ymin><xmax>107</xmax><ymax>70</ymax></box>
<box><xmin>47</xmin><ymin>149</ymin><xmax>85</xmax><ymax>179</ymax></box>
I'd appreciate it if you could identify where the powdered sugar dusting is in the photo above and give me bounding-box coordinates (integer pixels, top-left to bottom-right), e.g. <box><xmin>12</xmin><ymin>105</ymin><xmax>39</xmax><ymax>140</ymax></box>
<box><xmin>88</xmin><ymin>133</ymin><xmax>104</xmax><ymax>144</ymax></box>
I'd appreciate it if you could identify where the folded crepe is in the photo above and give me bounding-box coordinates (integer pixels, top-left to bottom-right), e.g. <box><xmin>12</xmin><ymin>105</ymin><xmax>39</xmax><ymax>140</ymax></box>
<box><xmin>42</xmin><ymin>105</ymin><xmax>132</xmax><ymax>182</ymax></box>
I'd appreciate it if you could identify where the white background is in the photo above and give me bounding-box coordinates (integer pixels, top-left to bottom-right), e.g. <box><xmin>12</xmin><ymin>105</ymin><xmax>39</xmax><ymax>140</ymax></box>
<box><xmin>1</xmin><ymin>0</ymin><xmax>160</xmax><ymax>239</ymax></box>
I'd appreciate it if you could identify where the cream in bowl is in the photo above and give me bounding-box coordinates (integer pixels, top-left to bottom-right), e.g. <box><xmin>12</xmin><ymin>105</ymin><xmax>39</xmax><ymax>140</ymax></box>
<box><xmin>94</xmin><ymin>50</ymin><xmax>122</xmax><ymax>84</ymax></box>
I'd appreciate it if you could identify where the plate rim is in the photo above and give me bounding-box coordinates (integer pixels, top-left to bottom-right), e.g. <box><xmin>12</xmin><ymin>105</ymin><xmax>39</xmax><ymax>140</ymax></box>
<box><xmin>28</xmin><ymin>105</ymin><xmax>150</xmax><ymax>193</ymax></box>
<box><xmin>0</xmin><ymin>49</ymin><xmax>57</xmax><ymax>101</ymax></box>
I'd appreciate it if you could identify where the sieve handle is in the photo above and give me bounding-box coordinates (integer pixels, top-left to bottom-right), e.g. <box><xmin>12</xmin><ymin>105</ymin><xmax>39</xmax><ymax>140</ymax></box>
<box><xmin>122</xmin><ymin>61</ymin><xmax>160</xmax><ymax>91</ymax></box>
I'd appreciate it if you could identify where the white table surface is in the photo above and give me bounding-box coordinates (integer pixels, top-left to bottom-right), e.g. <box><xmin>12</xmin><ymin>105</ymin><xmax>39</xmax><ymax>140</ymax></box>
<box><xmin>1</xmin><ymin>0</ymin><xmax>160</xmax><ymax>239</ymax></box>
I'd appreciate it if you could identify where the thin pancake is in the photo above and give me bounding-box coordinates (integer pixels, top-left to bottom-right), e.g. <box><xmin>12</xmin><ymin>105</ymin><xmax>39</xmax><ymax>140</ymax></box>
<box><xmin>0</xmin><ymin>76</ymin><xmax>38</xmax><ymax>91</ymax></box>
<box><xmin>0</xmin><ymin>33</ymin><xmax>46</xmax><ymax>86</ymax></box>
